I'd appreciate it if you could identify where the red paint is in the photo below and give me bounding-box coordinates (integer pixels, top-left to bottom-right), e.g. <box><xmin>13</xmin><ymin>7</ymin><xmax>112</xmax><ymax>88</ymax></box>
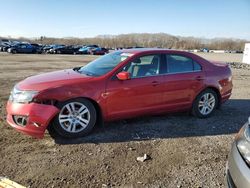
<box><xmin>6</xmin><ymin>49</ymin><xmax>233</xmax><ymax>138</ymax></box>
<box><xmin>6</xmin><ymin>102</ymin><xmax>59</xmax><ymax>138</ymax></box>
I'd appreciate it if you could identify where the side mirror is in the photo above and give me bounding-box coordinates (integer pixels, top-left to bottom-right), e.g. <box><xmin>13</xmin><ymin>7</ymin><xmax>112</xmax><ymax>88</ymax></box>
<box><xmin>116</xmin><ymin>71</ymin><xmax>131</xmax><ymax>81</ymax></box>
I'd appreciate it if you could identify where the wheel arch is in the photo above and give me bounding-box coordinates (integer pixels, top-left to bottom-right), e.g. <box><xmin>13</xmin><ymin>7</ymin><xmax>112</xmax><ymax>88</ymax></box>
<box><xmin>191</xmin><ymin>86</ymin><xmax>221</xmax><ymax>118</ymax></box>
<box><xmin>205</xmin><ymin>86</ymin><xmax>221</xmax><ymax>108</ymax></box>
<box><xmin>82</xmin><ymin>97</ymin><xmax>104</xmax><ymax>126</ymax></box>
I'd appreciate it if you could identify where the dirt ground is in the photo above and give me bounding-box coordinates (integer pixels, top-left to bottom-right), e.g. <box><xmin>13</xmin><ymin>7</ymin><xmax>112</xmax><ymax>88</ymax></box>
<box><xmin>0</xmin><ymin>52</ymin><xmax>249</xmax><ymax>188</ymax></box>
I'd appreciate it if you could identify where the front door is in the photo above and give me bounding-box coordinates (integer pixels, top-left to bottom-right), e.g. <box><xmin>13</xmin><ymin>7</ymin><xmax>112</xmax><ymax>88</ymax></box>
<box><xmin>105</xmin><ymin>54</ymin><xmax>164</xmax><ymax>120</ymax></box>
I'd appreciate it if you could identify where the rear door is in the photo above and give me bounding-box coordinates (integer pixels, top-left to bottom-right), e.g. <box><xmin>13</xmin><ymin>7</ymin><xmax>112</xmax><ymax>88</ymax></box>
<box><xmin>160</xmin><ymin>54</ymin><xmax>205</xmax><ymax>109</ymax></box>
<box><xmin>105</xmin><ymin>54</ymin><xmax>164</xmax><ymax>119</ymax></box>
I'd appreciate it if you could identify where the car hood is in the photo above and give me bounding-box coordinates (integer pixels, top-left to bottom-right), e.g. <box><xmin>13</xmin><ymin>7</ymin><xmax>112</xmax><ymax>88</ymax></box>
<box><xmin>17</xmin><ymin>69</ymin><xmax>92</xmax><ymax>91</ymax></box>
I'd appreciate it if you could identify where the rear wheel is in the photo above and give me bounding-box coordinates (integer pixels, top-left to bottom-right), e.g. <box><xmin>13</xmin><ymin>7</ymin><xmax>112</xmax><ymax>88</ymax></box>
<box><xmin>192</xmin><ymin>89</ymin><xmax>218</xmax><ymax>118</ymax></box>
<box><xmin>51</xmin><ymin>98</ymin><xmax>96</xmax><ymax>138</ymax></box>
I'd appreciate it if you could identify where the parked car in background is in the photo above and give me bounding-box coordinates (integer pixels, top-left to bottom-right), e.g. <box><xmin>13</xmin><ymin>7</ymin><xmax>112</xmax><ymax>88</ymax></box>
<box><xmin>42</xmin><ymin>45</ymin><xmax>54</xmax><ymax>53</ymax></box>
<box><xmin>51</xmin><ymin>45</ymin><xmax>82</xmax><ymax>54</ymax></box>
<box><xmin>0</xmin><ymin>39</ymin><xmax>10</xmax><ymax>43</ymax></box>
<box><xmin>0</xmin><ymin>42</ymin><xmax>11</xmax><ymax>52</ymax></box>
<box><xmin>31</xmin><ymin>43</ymin><xmax>43</xmax><ymax>54</ymax></box>
<box><xmin>88</xmin><ymin>47</ymin><xmax>109</xmax><ymax>55</ymax></box>
<box><xmin>78</xmin><ymin>45</ymin><xmax>99</xmax><ymax>54</ymax></box>
<box><xmin>201</xmin><ymin>48</ymin><xmax>209</xmax><ymax>53</ymax></box>
<box><xmin>48</xmin><ymin>45</ymin><xmax>65</xmax><ymax>54</ymax></box>
<box><xmin>0</xmin><ymin>40</ymin><xmax>19</xmax><ymax>52</ymax></box>
<box><xmin>0</xmin><ymin>39</ymin><xmax>11</xmax><ymax>51</ymax></box>
<box><xmin>227</xmin><ymin>116</ymin><xmax>250</xmax><ymax>188</ymax></box>
<box><xmin>126</xmin><ymin>46</ymin><xmax>144</xmax><ymax>49</ymax></box>
<box><xmin>7</xmin><ymin>43</ymin><xmax>37</xmax><ymax>54</ymax></box>
<box><xmin>6</xmin><ymin>49</ymin><xmax>232</xmax><ymax>139</ymax></box>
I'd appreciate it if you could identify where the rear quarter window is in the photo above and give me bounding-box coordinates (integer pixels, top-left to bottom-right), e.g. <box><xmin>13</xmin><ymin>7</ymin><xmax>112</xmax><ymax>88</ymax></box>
<box><xmin>193</xmin><ymin>61</ymin><xmax>202</xmax><ymax>71</ymax></box>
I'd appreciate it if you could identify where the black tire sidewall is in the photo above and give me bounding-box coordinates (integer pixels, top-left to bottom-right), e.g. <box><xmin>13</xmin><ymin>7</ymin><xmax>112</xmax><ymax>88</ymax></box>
<box><xmin>52</xmin><ymin>98</ymin><xmax>97</xmax><ymax>138</ymax></box>
<box><xmin>192</xmin><ymin>89</ymin><xmax>218</xmax><ymax>118</ymax></box>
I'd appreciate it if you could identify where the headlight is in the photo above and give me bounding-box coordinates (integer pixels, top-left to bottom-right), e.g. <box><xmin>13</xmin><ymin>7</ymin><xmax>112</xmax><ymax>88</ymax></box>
<box><xmin>236</xmin><ymin>117</ymin><xmax>250</xmax><ymax>165</ymax></box>
<box><xmin>9</xmin><ymin>87</ymin><xmax>38</xmax><ymax>103</ymax></box>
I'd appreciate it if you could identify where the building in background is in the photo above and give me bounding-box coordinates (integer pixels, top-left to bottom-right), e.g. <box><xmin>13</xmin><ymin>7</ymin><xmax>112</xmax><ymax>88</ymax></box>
<box><xmin>243</xmin><ymin>43</ymin><xmax>250</xmax><ymax>64</ymax></box>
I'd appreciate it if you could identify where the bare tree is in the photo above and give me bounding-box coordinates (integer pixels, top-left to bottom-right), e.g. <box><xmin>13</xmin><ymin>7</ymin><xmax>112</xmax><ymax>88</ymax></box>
<box><xmin>2</xmin><ymin>33</ymin><xmax>248</xmax><ymax>51</ymax></box>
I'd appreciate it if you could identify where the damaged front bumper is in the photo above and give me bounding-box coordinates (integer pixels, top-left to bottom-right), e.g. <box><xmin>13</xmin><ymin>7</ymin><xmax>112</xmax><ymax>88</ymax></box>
<box><xmin>6</xmin><ymin>101</ymin><xmax>59</xmax><ymax>138</ymax></box>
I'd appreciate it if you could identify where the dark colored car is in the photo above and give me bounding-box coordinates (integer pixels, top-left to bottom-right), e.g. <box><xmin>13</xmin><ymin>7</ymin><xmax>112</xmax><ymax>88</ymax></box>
<box><xmin>51</xmin><ymin>45</ymin><xmax>82</xmax><ymax>55</ymax></box>
<box><xmin>0</xmin><ymin>42</ymin><xmax>12</xmax><ymax>52</ymax></box>
<box><xmin>227</xmin><ymin>116</ymin><xmax>250</xmax><ymax>188</ymax></box>
<box><xmin>126</xmin><ymin>46</ymin><xmax>144</xmax><ymax>49</ymax></box>
<box><xmin>31</xmin><ymin>43</ymin><xmax>43</xmax><ymax>54</ymax></box>
<box><xmin>42</xmin><ymin>45</ymin><xmax>54</xmax><ymax>53</ymax></box>
<box><xmin>0</xmin><ymin>39</ymin><xmax>10</xmax><ymax>51</ymax></box>
<box><xmin>6</xmin><ymin>49</ymin><xmax>232</xmax><ymax>139</ymax></box>
<box><xmin>0</xmin><ymin>39</ymin><xmax>10</xmax><ymax>43</ymax></box>
<box><xmin>89</xmin><ymin>47</ymin><xmax>109</xmax><ymax>55</ymax></box>
<box><xmin>47</xmin><ymin>45</ymin><xmax>65</xmax><ymax>54</ymax></box>
<box><xmin>42</xmin><ymin>45</ymin><xmax>65</xmax><ymax>54</ymax></box>
<box><xmin>8</xmin><ymin>43</ymin><xmax>37</xmax><ymax>54</ymax></box>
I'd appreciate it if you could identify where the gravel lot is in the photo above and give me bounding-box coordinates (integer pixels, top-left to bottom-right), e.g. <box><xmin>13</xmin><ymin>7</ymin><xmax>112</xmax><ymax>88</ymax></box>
<box><xmin>0</xmin><ymin>52</ymin><xmax>249</xmax><ymax>188</ymax></box>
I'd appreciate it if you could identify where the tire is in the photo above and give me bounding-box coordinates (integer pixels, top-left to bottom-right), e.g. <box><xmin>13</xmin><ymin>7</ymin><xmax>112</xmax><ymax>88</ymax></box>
<box><xmin>12</xmin><ymin>50</ymin><xmax>17</xmax><ymax>54</ymax></box>
<box><xmin>51</xmin><ymin>98</ymin><xmax>97</xmax><ymax>138</ymax></box>
<box><xmin>192</xmin><ymin>89</ymin><xmax>218</xmax><ymax>118</ymax></box>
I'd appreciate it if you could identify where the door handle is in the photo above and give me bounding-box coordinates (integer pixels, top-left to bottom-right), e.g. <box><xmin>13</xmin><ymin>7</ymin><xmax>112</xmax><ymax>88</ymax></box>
<box><xmin>195</xmin><ymin>76</ymin><xmax>205</xmax><ymax>81</ymax></box>
<box><xmin>152</xmin><ymin>81</ymin><xmax>160</xmax><ymax>86</ymax></box>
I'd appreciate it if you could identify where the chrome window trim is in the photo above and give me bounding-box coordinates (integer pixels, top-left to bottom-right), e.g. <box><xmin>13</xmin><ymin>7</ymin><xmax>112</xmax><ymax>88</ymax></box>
<box><xmin>129</xmin><ymin>69</ymin><xmax>202</xmax><ymax>79</ymax></box>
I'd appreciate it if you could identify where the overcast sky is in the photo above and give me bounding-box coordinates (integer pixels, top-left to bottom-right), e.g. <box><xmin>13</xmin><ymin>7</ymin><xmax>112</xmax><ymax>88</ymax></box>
<box><xmin>0</xmin><ymin>0</ymin><xmax>250</xmax><ymax>39</ymax></box>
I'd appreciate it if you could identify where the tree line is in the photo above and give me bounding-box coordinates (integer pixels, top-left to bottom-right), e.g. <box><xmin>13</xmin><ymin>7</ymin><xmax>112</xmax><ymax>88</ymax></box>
<box><xmin>2</xmin><ymin>33</ymin><xmax>249</xmax><ymax>50</ymax></box>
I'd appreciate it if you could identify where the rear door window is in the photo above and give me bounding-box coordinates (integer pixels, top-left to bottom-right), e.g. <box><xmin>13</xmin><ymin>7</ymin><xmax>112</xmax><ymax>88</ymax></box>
<box><xmin>166</xmin><ymin>55</ymin><xmax>201</xmax><ymax>74</ymax></box>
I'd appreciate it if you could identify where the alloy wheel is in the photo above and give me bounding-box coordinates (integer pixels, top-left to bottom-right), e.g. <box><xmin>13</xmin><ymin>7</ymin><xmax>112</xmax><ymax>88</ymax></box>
<box><xmin>198</xmin><ymin>93</ymin><xmax>216</xmax><ymax>115</ymax></box>
<box><xmin>58</xmin><ymin>102</ymin><xmax>90</xmax><ymax>133</ymax></box>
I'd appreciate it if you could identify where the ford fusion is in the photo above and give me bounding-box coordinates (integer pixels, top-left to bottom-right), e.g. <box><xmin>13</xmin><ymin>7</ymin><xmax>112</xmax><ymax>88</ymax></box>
<box><xmin>6</xmin><ymin>49</ymin><xmax>233</xmax><ymax>139</ymax></box>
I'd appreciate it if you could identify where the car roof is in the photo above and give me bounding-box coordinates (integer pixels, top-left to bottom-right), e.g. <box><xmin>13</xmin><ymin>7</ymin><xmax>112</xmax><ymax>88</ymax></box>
<box><xmin>119</xmin><ymin>48</ymin><xmax>210</xmax><ymax>64</ymax></box>
<box><xmin>120</xmin><ymin>48</ymin><xmax>191</xmax><ymax>55</ymax></box>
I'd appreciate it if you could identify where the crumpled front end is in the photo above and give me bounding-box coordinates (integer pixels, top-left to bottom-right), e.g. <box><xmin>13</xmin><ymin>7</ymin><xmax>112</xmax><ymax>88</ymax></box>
<box><xmin>6</xmin><ymin>101</ymin><xmax>59</xmax><ymax>138</ymax></box>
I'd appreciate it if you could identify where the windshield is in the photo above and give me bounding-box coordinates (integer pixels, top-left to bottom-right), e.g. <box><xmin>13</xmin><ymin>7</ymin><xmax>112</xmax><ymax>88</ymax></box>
<box><xmin>78</xmin><ymin>51</ymin><xmax>133</xmax><ymax>76</ymax></box>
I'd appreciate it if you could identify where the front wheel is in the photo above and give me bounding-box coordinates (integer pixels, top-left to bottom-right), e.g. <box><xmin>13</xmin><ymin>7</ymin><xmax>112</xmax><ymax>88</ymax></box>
<box><xmin>192</xmin><ymin>89</ymin><xmax>218</xmax><ymax>118</ymax></box>
<box><xmin>51</xmin><ymin>98</ymin><xmax>96</xmax><ymax>138</ymax></box>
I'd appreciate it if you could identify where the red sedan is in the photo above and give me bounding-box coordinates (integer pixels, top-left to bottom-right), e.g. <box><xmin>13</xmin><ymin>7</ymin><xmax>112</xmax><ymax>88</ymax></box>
<box><xmin>6</xmin><ymin>49</ymin><xmax>233</xmax><ymax>139</ymax></box>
